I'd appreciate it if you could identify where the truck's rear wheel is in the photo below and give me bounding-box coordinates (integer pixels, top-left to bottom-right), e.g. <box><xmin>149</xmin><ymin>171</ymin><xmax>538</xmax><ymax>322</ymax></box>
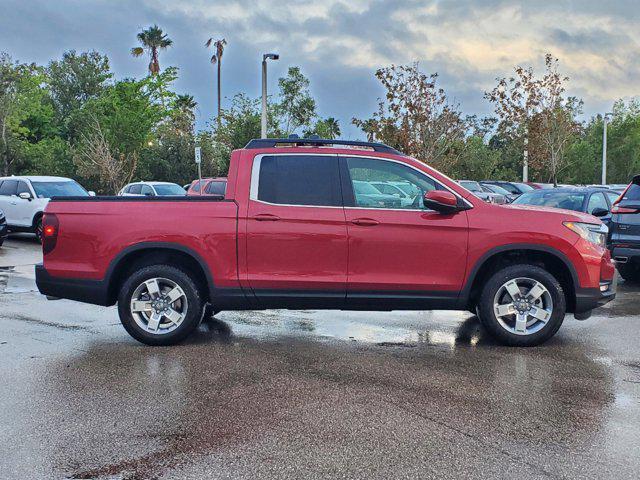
<box><xmin>477</xmin><ymin>264</ymin><xmax>566</xmax><ymax>347</ymax></box>
<box><xmin>117</xmin><ymin>264</ymin><xmax>203</xmax><ymax>346</ymax></box>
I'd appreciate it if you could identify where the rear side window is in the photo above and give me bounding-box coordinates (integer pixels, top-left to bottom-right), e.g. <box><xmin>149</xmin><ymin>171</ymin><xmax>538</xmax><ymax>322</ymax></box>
<box><xmin>256</xmin><ymin>155</ymin><xmax>341</xmax><ymax>207</ymax></box>
<box><xmin>205</xmin><ymin>181</ymin><xmax>226</xmax><ymax>195</ymax></box>
<box><xmin>129</xmin><ymin>184</ymin><xmax>142</xmax><ymax>194</ymax></box>
<box><xmin>622</xmin><ymin>183</ymin><xmax>640</xmax><ymax>202</ymax></box>
<box><xmin>0</xmin><ymin>180</ymin><xmax>18</xmax><ymax>196</ymax></box>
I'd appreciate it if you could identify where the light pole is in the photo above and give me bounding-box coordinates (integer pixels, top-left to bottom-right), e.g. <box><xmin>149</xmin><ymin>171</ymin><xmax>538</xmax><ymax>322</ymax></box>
<box><xmin>261</xmin><ymin>53</ymin><xmax>279</xmax><ymax>138</ymax></box>
<box><xmin>602</xmin><ymin>112</ymin><xmax>613</xmax><ymax>185</ymax></box>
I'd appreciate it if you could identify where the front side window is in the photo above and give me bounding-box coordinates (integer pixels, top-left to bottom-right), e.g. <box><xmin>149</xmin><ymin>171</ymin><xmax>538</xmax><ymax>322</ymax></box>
<box><xmin>17</xmin><ymin>181</ymin><xmax>31</xmax><ymax>196</ymax></box>
<box><xmin>191</xmin><ymin>181</ymin><xmax>202</xmax><ymax>193</ymax></box>
<box><xmin>141</xmin><ymin>184</ymin><xmax>154</xmax><ymax>196</ymax></box>
<box><xmin>256</xmin><ymin>155</ymin><xmax>341</xmax><ymax>207</ymax></box>
<box><xmin>153</xmin><ymin>184</ymin><xmax>185</xmax><ymax>195</ymax></box>
<box><xmin>345</xmin><ymin>157</ymin><xmax>438</xmax><ymax>209</ymax></box>
<box><xmin>129</xmin><ymin>184</ymin><xmax>142</xmax><ymax>195</ymax></box>
<box><xmin>587</xmin><ymin>192</ymin><xmax>608</xmax><ymax>214</ymax></box>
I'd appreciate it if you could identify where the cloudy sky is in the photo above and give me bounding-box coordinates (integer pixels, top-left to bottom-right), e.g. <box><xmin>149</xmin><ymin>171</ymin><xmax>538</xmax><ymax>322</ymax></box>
<box><xmin>1</xmin><ymin>0</ymin><xmax>638</xmax><ymax>136</ymax></box>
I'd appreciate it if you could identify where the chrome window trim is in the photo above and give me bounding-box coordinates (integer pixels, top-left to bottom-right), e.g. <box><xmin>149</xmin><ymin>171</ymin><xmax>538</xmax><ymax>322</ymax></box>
<box><xmin>248</xmin><ymin>152</ymin><xmax>473</xmax><ymax>210</ymax></box>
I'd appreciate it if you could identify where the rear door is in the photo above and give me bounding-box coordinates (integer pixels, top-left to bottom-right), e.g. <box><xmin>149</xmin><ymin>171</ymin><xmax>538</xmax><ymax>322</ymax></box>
<box><xmin>245</xmin><ymin>154</ymin><xmax>348</xmax><ymax>306</ymax></box>
<box><xmin>612</xmin><ymin>180</ymin><xmax>640</xmax><ymax>247</ymax></box>
<box><xmin>341</xmin><ymin>156</ymin><xmax>469</xmax><ymax>305</ymax></box>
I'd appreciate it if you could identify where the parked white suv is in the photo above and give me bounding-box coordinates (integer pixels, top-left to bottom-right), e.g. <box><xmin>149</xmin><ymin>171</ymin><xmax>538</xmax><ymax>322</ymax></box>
<box><xmin>0</xmin><ymin>176</ymin><xmax>91</xmax><ymax>241</ymax></box>
<box><xmin>118</xmin><ymin>181</ymin><xmax>186</xmax><ymax>197</ymax></box>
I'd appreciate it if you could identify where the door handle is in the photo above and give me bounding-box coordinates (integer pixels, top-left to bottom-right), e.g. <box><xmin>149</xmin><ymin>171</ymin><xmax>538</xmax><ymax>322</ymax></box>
<box><xmin>351</xmin><ymin>218</ymin><xmax>379</xmax><ymax>226</ymax></box>
<box><xmin>251</xmin><ymin>213</ymin><xmax>281</xmax><ymax>222</ymax></box>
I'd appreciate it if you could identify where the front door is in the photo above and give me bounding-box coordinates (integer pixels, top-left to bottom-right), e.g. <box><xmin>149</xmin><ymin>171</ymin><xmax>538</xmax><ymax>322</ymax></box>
<box><xmin>341</xmin><ymin>156</ymin><xmax>469</xmax><ymax>307</ymax></box>
<box><xmin>245</xmin><ymin>154</ymin><xmax>348</xmax><ymax>307</ymax></box>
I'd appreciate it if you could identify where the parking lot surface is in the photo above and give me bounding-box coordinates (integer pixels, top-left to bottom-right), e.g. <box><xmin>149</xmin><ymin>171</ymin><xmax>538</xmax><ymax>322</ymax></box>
<box><xmin>1</xmin><ymin>236</ymin><xmax>639</xmax><ymax>479</ymax></box>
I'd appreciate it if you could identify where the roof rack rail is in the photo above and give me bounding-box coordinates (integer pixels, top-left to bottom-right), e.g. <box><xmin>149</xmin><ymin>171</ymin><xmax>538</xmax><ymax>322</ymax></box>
<box><xmin>244</xmin><ymin>137</ymin><xmax>403</xmax><ymax>155</ymax></box>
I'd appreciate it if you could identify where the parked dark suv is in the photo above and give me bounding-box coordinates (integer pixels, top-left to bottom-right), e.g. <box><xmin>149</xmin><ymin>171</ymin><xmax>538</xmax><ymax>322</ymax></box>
<box><xmin>609</xmin><ymin>175</ymin><xmax>640</xmax><ymax>282</ymax></box>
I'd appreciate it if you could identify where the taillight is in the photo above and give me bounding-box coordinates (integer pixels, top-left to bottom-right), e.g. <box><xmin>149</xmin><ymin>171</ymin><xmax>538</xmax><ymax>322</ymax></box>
<box><xmin>42</xmin><ymin>213</ymin><xmax>59</xmax><ymax>254</ymax></box>
<box><xmin>611</xmin><ymin>205</ymin><xmax>639</xmax><ymax>214</ymax></box>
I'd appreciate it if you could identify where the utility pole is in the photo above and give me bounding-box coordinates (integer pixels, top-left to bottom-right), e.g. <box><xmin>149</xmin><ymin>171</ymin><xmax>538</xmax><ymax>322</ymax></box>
<box><xmin>523</xmin><ymin>127</ymin><xmax>529</xmax><ymax>183</ymax></box>
<box><xmin>261</xmin><ymin>53</ymin><xmax>279</xmax><ymax>138</ymax></box>
<box><xmin>602</xmin><ymin>113</ymin><xmax>612</xmax><ymax>185</ymax></box>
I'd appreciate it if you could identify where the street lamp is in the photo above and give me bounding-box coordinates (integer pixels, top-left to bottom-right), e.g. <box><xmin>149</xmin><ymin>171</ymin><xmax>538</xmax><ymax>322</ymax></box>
<box><xmin>602</xmin><ymin>112</ymin><xmax>613</xmax><ymax>185</ymax></box>
<box><xmin>261</xmin><ymin>53</ymin><xmax>279</xmax><ymax>138</ymax></box>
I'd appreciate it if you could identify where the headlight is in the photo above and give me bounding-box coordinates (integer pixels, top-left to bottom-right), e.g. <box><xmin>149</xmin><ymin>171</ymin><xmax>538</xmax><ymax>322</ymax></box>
<box><xmin>563</xmin><ymin>221</ymin><xmax>608</xmax><ymax>247</ymax></box>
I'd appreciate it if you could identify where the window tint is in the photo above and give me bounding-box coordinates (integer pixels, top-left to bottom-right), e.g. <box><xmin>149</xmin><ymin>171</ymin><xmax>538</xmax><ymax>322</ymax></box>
<box><xmin>345</xmin><ymin>157</ymin><xmax>438</xmax><ymax>209</ymax></box>
<box><xmin>129</xmin><ymin>184</ymin><xmax>142</xmax><ymax>194</ymax></box>
<box><xmin>205</xmin><ymin>181</ymin><xmax>227</xmax><ymax>195</ymax></box>
<box><xmin>140</xmin><ymin>184</ymin><xmax>154</xmax><ymax>196</ymax></box>
<box><xmin>17</xmin><ymin>181</ymin><xmax>31</xmax><ymax>195</ymax></box>
<box><xmin>513</xmin><ymin>191</ymin><xmax>586</xmax><ymax>212</ymax></box>
<box><xmin>0</xmin><ymin>180</ymin><xmax>18</xmax><ymax>196</ymax></box>
<box><xmin>587</xmin><ymin>192</ymin><xmax>608</xmax><ymax>214</ymax></box>
<box><xmin>622</xmin><ymin>183</ymin><xmax>640</xmax><ymax>202</ymax></box>
<box><xmin>192</xmin><ymin>180</ymin><xmax>202</xmax><ymax>193</ymax></box>
<box><xmin>31</xmin><ymin>181</ymin><xmax>87</xmax><ymax>198</ymax></box>
<box><xmin>257</xmin><ymin>155</ymin><xmax>341</xmax><ymax>206</ymax></box>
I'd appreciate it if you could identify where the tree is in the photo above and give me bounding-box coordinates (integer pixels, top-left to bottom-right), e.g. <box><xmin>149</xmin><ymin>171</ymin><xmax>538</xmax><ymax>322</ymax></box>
<box><xmin>303</xmin><ymin>117</ymin><xmax>341</xmax><ymax>139</ymax></box>
<box><xmin>485</xmin><ymin>54</ymin><xmax>582</xmax><ymax>185</ymax></box>
<box><xmin>353</xmin><ymin>63</ymin><xmax>468</xmax><ymax>171</ymax></box>
<box><xmin>274</xmin><ymin>66</ymin><xmax>316</xmax><ymax>136</ymax></box>
<box><xmin>131</xmin><ymin>25</ymin><xmax>172</xmax><ymax>76</ymax></box>
<box><xmin>47</xmin><ymin>50</ymin><xmax>112</xmax><ymax>123</ymax></box>
<box><xmin>205</xmin><ymin>37</ymin><xmax>226</xmax><ymax>120</ymax></box>
<box><xmin>72</xmin><ymin>77</ymin><xmax>165</xmax><ymax>192</ymax></box>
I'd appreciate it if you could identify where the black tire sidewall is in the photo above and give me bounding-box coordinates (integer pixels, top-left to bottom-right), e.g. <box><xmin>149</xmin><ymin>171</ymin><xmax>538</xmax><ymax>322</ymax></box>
<box><xmin>478</xmin><ymin>264</ymin><xmax>566</xmax><ymax>347</ymax></box>
<box><xmin>118</xmin><ymin>264</ymin><xmax>203</xmax><ymax>346</ymax></box>
<box><xmin>617</xmin><ymin>264</ymin><xmax>640</xmax><ymax>283</ymax></box>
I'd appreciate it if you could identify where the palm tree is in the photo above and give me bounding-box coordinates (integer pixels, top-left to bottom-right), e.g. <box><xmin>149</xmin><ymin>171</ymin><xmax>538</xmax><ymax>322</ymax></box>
<box><xmin>173</xmin><ymin>94</ymin><xmax>197</xmax><ymax>135</ymax></box>
<box><xmin>322</xmin><ymin>117</ymin><xmax>341</xmax><ymax>139</ymax></box>
<box><xmin>131</xmin><ymin>25</ymin><xmax>173</xmax><ymax>76</ymax></box>
<box><xmin>205</xmin><ymin>37</ymin><xmax>227</xmax><ymax>120</ymax></box>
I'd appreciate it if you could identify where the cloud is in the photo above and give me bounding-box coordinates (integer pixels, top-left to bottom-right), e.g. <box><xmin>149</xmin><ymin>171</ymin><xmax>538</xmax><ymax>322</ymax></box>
<box><xmin>1</xmin><ymin>0</ymin><xmax>639</xmax><ymax>136</ymax></box>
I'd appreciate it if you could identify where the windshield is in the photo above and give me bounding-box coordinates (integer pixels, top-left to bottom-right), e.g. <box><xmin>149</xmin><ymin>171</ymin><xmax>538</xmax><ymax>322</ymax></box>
<box><xmin>513</xmin><ymin>191</ymin><xmax>586</xmax><ymax>212</ymax></box>
<box><xmin>153</xmin><ymin>184</ymin><xmax>186</xmax><ymax>196</ymax></box>
<box><xmin>31</xmin><ymin>181</ymin><xmax>88</xmax><ymax>198</ymax></box>
<box><xmin>354</xmin><ymin>181</ymin><xmax>382</xmax><ymax>195</ymax></box>
<box><xmin>514</xmin><ymin>183</ymin><xmax>534</xmax><ymax>193</ymax></box>
<box><xmin>459</xmin><ymin>181</ymin><xmax>482</xmax><ymax>192</ymax></box>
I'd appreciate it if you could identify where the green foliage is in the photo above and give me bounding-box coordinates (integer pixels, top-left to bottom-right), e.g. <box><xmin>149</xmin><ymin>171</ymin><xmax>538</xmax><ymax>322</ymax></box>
<box><xmin>274</xmin><ymin>66</ymin><xmax>317</xmax><ymax>136</ymax></box>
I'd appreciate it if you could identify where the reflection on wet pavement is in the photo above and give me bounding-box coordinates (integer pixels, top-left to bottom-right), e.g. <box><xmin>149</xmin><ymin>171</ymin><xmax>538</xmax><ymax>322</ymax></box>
<box><xmin>1</xmin><ymin>237</ymin><xmax>639</xmax><ymax>479</ymax></box>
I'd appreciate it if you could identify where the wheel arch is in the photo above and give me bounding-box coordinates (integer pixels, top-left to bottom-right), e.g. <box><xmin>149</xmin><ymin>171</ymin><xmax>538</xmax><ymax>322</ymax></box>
<box><xmin>105</xmin><ymin>242</ymin><xmax>215</xmax><ymax>306</ymax></box>
<box><xmin>462</xmin><ymin>244</ymin><xmax>579</xmax><ymax>313</ymax></box>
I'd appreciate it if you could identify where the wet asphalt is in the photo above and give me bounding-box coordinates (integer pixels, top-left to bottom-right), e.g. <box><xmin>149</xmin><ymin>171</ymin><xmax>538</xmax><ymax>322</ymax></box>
<box><xmin>1</xmin><ymin>236</ymin><xmax>639</xmax><ymax>479</ymax></box>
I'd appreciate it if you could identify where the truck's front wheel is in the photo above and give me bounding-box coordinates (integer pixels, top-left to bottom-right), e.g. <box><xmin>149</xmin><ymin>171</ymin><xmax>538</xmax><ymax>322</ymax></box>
<box><xmin>117</xmin><ymin>264</ymin><xmax>203</xmax><ymax>346</ymax></box>
<box><xmin>477</xmin><ymin>264</ymin><xmax>566</xmax><ymax>347</ymax></box>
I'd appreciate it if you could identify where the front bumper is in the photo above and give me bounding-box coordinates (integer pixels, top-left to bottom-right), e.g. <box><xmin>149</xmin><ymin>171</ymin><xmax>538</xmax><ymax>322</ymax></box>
<box><xmin>574</xmin><ymin>276</ymin><xmax>617</xmax><ymax>314</ymax></box>
<box><xmin>35</xmin><ymin>264</ymin><xmax>110</xmax><ymax>306</ymax></box>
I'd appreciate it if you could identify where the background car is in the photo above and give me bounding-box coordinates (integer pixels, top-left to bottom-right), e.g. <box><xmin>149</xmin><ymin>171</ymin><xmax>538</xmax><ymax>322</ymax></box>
<box><xmin>0</xmin><ymin>208</ymin><xmax>7</xmax><ymax>247</ymax></box>
<box><xmin>352</xmin><ymin>180</ymin><xmax>401</xmax><ymax>208</ymax></box>
<box><xmin>458</xmin><ymin>180</ymin><xmax>507</xmax><ymax>204</ymax></box>
<box><xmin>511</xmin><ymin>187</ymin><xmax>620</xmax><ymax>227</ymax></box>
<box><xmin>0</xmin><ymin>176</ymin><xmax>90</xmax><ymax>241</ymax></box>
<box><xmin>479</xmin><ymin>183</ymin><xmax>516</xmax><ymax>202</ymax></box>
<box><xmin>526</xmin><ymin>182</ymin><xmax>555</xmax><ymax>189</ymax></box>
<box><xmin>481</xmin><ymin>180</ymin><xmax>535</xmax><ymax>198</ymax></box>
<box><xmin>370</xmin><ymin>181</ymin><xmax>416</xmax><ymax>207</ymax></box>
<box><xmin>118</xmin><ymin>181</ymin><xmax>186</xmax><ymax>196</ymax></box>
<box><xmin>186</xmin><ymin>178</ymin><xmax>228</xmax><ymax>196</ymax></box>
<box><xmin>608</xmin><ymin>175</ymin><xmax>640</xmax><ymax>282</ymax></box>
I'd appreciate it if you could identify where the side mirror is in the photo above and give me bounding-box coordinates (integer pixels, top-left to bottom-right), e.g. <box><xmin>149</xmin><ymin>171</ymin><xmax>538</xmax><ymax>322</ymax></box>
<box><xmin>19</xmin><ymin>192</ymin><xmax>32</xmax><ymax>201</ymax></box>
<box><xmin>88</xmin><ymin>191</ymin><xmax>96</xmax><ymax>197</ymax></box>
<box><xmin>591</xmin><ymin>207</ymin><xmax>609</xmax><ymax>217</ymax></box>
<box><xmin>423</xmin><ymin>190</ymin><xmax>460</xmax><ymax>214</ymax></box>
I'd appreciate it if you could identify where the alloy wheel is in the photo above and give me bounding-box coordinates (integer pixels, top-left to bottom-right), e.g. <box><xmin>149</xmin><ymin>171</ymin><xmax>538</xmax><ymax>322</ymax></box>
<box><xmin>493</xmin><ymin>277</ymin><xmax>553</xmax><ymax>336</ymax></box>
<box><xmin>130</xmin><ymin>277</ymin><xmax>188</xmax><ymax>335</ymax></box>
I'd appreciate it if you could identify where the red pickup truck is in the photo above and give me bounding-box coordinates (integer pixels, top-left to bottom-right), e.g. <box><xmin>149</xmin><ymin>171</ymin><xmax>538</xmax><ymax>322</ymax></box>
<box><xmin>36</xmin><ymin>138</ymin><xmax>616</xmax><ymax>346</ymax></box>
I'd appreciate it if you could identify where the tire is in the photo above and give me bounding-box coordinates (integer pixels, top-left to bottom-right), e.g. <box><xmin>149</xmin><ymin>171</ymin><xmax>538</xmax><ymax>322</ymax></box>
<box><xmin>34</xmin><ymin>216</ymin><xmax>43</xmax><ymax>244</ymax></box>
<box><xmin>117</xmin><ymin>264</ymin><xmax>204</xmax><ymax>346</ymax></box>
<box><xmin>477</xmin><ymin>264</ymin><xmax>566</xmax><ymax>347</ymax></box>
<box><xmin>203</xmin><ymin>304</ymin><xmax>221</xmax><ymax>318</ymax></box>
<box><xmin>617</xmin><ymin>263</ymin><xmax>640</xmax><ymax>283</ymax></box>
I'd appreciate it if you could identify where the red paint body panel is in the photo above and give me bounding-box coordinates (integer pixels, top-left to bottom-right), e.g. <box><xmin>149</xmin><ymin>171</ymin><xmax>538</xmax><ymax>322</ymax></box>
<box><xmin>42</xmin><ymin>145</ymin><xmax>614</xmax><ymax>310</ymax></box>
